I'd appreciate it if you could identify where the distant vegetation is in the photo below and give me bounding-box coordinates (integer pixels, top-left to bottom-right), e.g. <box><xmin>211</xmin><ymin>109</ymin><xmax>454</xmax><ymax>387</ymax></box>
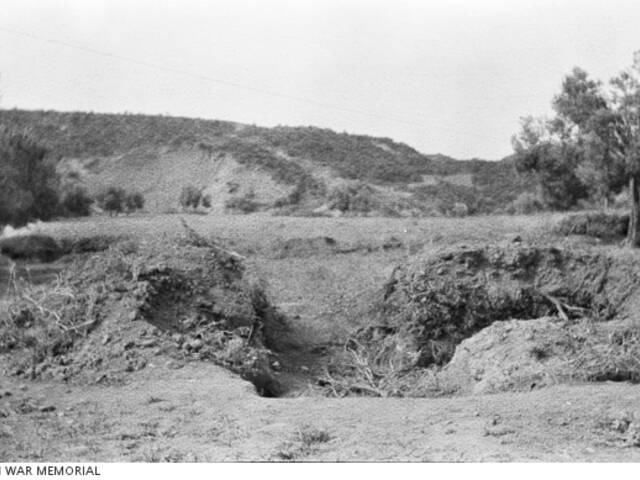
<box><xmin>179</xmin><ymin>185</ymin><xmax>211</xmax><ymax>211</ymax></box>
<box><xmin>0</xmin><ymin>129</ymin><xmax>59</xmax><ymax>227</ymax></box>
<box><xmin>95</xmin><ymin>187</ymin><xmax>145</xmax><ymax>215</ymax></box>
<box><xmin>0</xmin><ymin>108</ymin><xmax>539</xmax><ymax>219</ymax></box>
<box><xmin>513</xmin><ymin>51</ymin><xmax>640</xmax><ymax>245</ymax></box>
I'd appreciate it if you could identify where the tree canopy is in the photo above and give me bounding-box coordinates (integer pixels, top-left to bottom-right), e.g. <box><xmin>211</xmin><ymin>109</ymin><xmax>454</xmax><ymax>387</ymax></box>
<box><xmin>513</xmin><ymin>52</ymin><xmax>640</xmax><ymax>245</ymax></box>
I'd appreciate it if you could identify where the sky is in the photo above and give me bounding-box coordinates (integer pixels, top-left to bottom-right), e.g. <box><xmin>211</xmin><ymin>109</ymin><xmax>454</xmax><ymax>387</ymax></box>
<box><xmin>1</xmin><ymin>0</ymin><xmax>640</xmax><ymax>160</ymax></box>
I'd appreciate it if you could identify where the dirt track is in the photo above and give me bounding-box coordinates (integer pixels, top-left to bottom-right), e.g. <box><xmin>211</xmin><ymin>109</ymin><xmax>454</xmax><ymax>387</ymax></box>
<box><xmin>2</xmin><ymin>362</ymin><xmax>640</xmax><ymax>462</ymax></box>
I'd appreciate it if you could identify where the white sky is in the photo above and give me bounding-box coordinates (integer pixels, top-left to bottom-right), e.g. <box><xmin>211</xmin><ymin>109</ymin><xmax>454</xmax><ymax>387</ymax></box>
<box><xmin>1</xmin><ymin>0</ymin><xmax>639</xmax><ymax>159</ymax></box>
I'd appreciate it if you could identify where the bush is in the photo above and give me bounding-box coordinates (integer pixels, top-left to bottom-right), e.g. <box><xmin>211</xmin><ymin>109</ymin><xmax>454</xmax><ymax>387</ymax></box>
<box><xmin>0</xmin><ymin>130</ymin><xmax>60</xmax><ymax>226</ymax></box>
<box><xmin>327</xmin><ymin>183</ymin><xmax>380</xmax><ymax>214</ymax></box>
<box><xmin>450</xmin><ymin>202</ymin><xmax>469</xmax><ymax>217</ymax></box>
<box><xmin>179</xmin><ymin>185</ymin><xmax>207</xmax><ymax>210</ymax></box>
<box><xmin>506</xmin><ymin>192</ymin><xmax>544</xmax><ymax>215</ymax></box>
<box><xmin>225</xmin><ymin>191</ymin><xmax>261</xmax><ymax>214</ymax></box>
<box><xmin>124</xmin><ymin>191</ymin><xmax>145</xmax><ymax>213</ymax></box>
<box><xmin>555</xmin><ymin>212</ymin><xmax>629</xmax><ymax>240</ymax></box>
<box><xmin>61</xmin><ymin>186</ymin><xmax>93</xmax><ymax>217</ymax></box>
<box><xmin>96</xmin><ymin>187</ymin><xmax>127</xmax><ymax>215</ymax></box>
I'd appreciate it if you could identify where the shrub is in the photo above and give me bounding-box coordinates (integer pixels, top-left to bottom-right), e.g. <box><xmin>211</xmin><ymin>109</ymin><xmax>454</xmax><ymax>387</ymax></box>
<box><xmin>96</xmin><ymin>187</ymin><xmax>127</xmax><ymax>215</ymax></box>
<box><xmin>179</xmin><ymin>185</ymin><xmax>203</xmax><ymax>210</ymax></box>
<box><xmin>124</xmin><ymin>191</ymin><xmax>145</xmax><ymax>213</ymax></box>
<box><xmin>506</xmin><ymin>192</ymin><xmax>544</xmax><ymax>215</ymax></box>
<box><xmin>555</xmin><ymin>212</ymin><xmax>628</xmax><ymax>240</ymax></box>
<box><xmin>451</xmin><ymin>202</ymin><xmax>469</xmax><ymax>217</ymax></box>
<box><xmin>327</xmin><ymin>182</ymin><xmax>380</xmax><ymax>214</ymax></box>
<box><xmin>225</xmin><ymin>191</ymin><xmax>261</xmax><ymax>214</ymax></box>
<box><xmin>61</xmin><ymin>186</ymin><xmax>93</xmax><ymax>217</ymax></box>
<box><xmin>0</xmin><ymin>129</ymin><xmax>60</xmax><ymax>226</ymax></box>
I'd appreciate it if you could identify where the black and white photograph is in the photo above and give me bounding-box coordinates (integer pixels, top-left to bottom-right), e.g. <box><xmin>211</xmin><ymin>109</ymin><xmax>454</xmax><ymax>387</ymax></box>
<box><xmin>2</xmin><ymin>0</ymin><xmax>640</xmax><ymax>466</ymax></box>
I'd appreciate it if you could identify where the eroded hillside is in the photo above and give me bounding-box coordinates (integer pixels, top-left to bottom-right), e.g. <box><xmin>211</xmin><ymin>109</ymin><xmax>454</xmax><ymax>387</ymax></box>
<box><xmin>0</xmin><ymin>109</ymin><xmax>533</xmax><ymax>215</ymax></box>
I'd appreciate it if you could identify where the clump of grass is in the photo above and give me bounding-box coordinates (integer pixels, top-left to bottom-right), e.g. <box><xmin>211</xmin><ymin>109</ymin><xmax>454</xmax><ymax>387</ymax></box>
<box><xmin>570</xmin><ymin>322</ymin><xmax>640</xmax><ymax>383</ymax></box>
<box><xmin>273</xmin><ymin>424</ymin><xmax>332</xmax><ymax>461</ymax></box>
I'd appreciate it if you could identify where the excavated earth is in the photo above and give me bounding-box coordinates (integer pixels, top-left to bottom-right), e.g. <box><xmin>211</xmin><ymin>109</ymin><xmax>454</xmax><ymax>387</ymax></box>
<box><xmin>0</xmin><ymin>233</ymin><xmax>291</xmax><ymax>397</ymax></box>
<box><xmin>351</xmin><ymin>241</ymin><xmax>640</xmax><ymax>394</ymax></box>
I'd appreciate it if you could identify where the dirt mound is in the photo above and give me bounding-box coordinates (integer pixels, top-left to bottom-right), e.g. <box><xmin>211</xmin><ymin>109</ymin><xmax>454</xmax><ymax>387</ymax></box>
<box><xmin>443</xmin><ymin>317</ymin><xmax>640</xmax><ymax>394</ymax></box>
<box><xmin>363</xmin><ymin>243</ymin><xmax>640</xmax><ymax>367</ymax></box>
<box><xmin>0</xmin><ymin>233</ymin><xmax>290</xmax><ymax>396</ymax></box>
<box><xmin>443</xmin><ymin>317</ymin><xmax>576</xmax><ymax>394</ymax></box>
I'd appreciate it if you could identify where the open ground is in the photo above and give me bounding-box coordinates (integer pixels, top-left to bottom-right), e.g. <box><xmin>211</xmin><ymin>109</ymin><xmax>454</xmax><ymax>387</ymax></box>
<box><xmin>4</xmin><ymin>212</ymin><xmax>640</xmax><ymax>461</ymax></box>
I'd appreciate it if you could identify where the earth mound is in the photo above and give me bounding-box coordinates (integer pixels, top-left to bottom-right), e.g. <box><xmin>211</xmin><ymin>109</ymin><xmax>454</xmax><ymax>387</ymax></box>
<box><xmin>362</xmin><ymin>243</ymin><xmax>640</xmax><ymax>367</ymax></box>
<box><xmin>443</xmin><ymin>317</ymin><xmax>640</xmax><ymax>394</ymax></box>
<box><xmin>0</xmin><ymin>231</ymin><xmax>289</xmax><ymax>396</ymax></box>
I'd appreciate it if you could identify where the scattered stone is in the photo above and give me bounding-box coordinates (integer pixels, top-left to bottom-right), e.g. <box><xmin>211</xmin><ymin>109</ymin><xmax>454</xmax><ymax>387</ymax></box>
<box><xmin>271</xmin><ymin>361</ymin><xmax>281</xmax><ymax>371</ymax></box>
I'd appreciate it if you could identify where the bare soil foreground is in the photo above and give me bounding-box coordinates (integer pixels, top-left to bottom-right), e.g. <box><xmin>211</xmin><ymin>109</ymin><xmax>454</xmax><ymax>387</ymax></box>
<box><xmin>3</xmin><ymin>363</ymin><xmax>640</xmax><ymax>462</ymax></box>
<box><xmin>3</xmin><ymin>213</ymin><xmax>640</xmax><ymax>461</ymax></box>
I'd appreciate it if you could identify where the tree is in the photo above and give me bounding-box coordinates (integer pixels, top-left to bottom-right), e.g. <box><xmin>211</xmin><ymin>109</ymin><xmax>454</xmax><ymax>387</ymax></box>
<box><xmin>0</xmin><ymin>129</ymin><xmax>60</xmax><ymax>226</ymax></box>
<box><xmin>512</xmin><ymin>117</ymin><xmax>588</xmax><ymax>210</ymax></box>
<box><xmin>513</xmin><ymin>54</ymin><xmax>640</xmax><ymax>245</ymax></box>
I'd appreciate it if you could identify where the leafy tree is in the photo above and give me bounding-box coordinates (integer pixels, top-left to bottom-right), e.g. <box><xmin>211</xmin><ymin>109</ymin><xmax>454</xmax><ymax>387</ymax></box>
<box><xmin>513</xmin><ymin>54</ymin><xmax>640</xmax><ymax>244</ymax></box>
<box><xmin>512</xmin><ymin>117</ymin><xmax>588</xmax><ymax>210</ymax></box>
<box><xmin>0</xmin><ymin>129</ymin><xmax>60</xmax><ymax>226</ymax></box>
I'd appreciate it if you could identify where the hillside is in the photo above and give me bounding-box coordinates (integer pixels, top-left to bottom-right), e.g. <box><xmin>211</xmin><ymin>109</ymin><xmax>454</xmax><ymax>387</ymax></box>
<box><xmin>0</xmin><ymin>109</ymin><xmax>532</xmax><ymax>215</ymax></box>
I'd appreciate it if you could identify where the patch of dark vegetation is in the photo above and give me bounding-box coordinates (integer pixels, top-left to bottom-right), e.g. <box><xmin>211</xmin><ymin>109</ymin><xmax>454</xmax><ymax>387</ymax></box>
<box><xmin>0</xmin><ymin>110</ymin><xmax>236</xmax><ymax>157</ymax></box>
<box><xmin>0</xmin><ymin>235</ymin><xmax>62</xmax><ymax>263</ymax></box>
<box><xmin>224</xmin><ymin>191</ymin><xmax>263</xmax><ymax>214</ymax></box>
<box><xmin>0</xmin><ymin>225</ymin><xmax>291</xmax><ymax>397</ymax></box>
<box><xmin>555</xmin><ymin>212</ymin><xmax>629</xmax><ymax>240</ymax></box>
<box><xmin>271</xmin><ymin>236</ymin><xmax>339</xmax><ymax>259</ymax></box>
<box><xmin>0</xmin><ymin>234</ymin><xmax>125</xmax><ymax>263</ymax></box>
